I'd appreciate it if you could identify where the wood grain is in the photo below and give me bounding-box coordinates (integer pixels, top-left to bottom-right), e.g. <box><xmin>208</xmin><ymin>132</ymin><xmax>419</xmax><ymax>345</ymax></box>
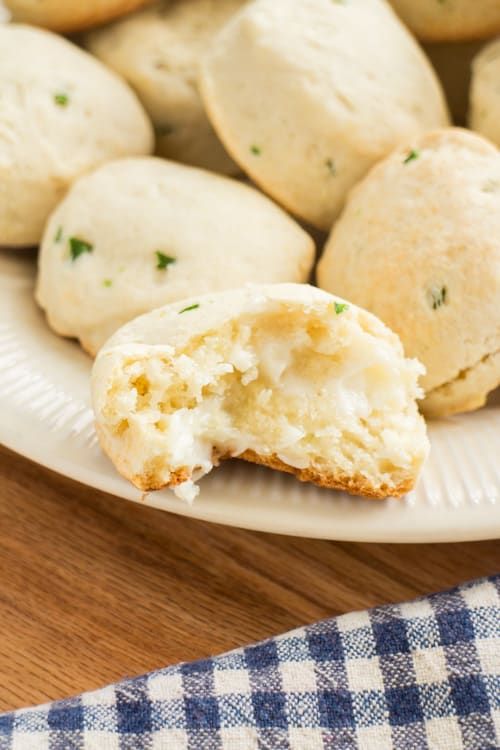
<box><xmin>0</xmin><ymin>443</ymin><xmax>498</xmax><ymax>712</ymax></box>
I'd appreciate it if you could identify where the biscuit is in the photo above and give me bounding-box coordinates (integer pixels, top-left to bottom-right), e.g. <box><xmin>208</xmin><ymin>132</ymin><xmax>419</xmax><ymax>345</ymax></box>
<box><xmin>469</xmin><ymin>39</ymin><xmax>500</xmax><ymax>148</ymax></box>
<box><xmin>317</xmin><ymin>128</ymin><xmax>500</xmax><ymax>418</ymax></box>
<box><xmin>389</xmin><ymin>0</ymin><xmax>500</xmax><ymax>42</ymax></box>
<box><xmin>0</xmin><ymin>25</ymin><xmax>153</xmax><ymax>247</ymax></box>
<box><xmin>36</xmin><ymin>157</ymin><xmax>315</xmax><ymax>355</ymax></box>
<box><xmin>200</xmin><ymin>0</ymin><xmax>449</xmax><ymax>230</ymax></box>
<box><xmin>85</xmin><ymin>0</ymin><xmax>245</xmax><ymax>175</ymax></box>
<box><xmin>3</xmin><ymin>0</ymin><xmax>151</xmax><ymax>33</ymax></box>
<box><xmin>91</xmin><ymin>284</ymin><xmax>429</xmax><ymax>500</ymax></box>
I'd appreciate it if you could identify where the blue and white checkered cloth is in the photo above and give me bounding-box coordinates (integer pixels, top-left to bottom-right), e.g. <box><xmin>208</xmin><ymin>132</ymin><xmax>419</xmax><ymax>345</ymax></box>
<box><xmin>0</xmin><ymin>576</ymin><xmax>498</xmax><ymax>749</ymax></box>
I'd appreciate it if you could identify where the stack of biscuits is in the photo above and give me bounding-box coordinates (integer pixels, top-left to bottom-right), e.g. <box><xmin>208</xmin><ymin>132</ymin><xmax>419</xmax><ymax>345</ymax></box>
<box><xmin>1</xmin><ymin>0</ymin><xmax>498</xmax><ymax>500</ymax></box>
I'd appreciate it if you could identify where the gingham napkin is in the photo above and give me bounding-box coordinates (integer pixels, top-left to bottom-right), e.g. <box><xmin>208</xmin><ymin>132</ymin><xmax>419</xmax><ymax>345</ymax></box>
<box><xmin>0</xmin><ymin>576</ymin><xmax>498</xmax><ymax>750</ymax></box>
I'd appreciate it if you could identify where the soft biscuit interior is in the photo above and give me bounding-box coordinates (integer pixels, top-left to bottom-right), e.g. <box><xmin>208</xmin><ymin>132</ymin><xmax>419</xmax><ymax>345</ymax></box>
<box><xmin>100</xmin><ymin>306</ymin><xmax>425</xmax><ymax>501</ymax></box>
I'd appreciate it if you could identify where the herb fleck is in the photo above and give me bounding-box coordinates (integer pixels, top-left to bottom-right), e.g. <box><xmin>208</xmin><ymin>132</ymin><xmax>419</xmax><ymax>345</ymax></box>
<box><xmin>179</xmin><ymin>303</ymin><xmax>199</xmax><ymax>314</ymax></box>
<box><xmin>427</xmin><ymin>285</ymin><xmax>447</xmax><ymax>310</ymax></box>
<box><xmin>103</xmin><ymin>279</ymin><xmax>112</xmax><ymax>287</ymax></box>
<box><xmin>403</xmin><ymin>148</ymin><xmax>420</xmax><ymax>164</ymax></box>
<box><xmin>250</xmin><ymin>145</ymin><xmax>261</xmax><ymax>155</ymax></box>
<box><xmin>334</xmin><ymin>301</ymin><xmax>349</xmax><ymax>314</ymax></box>
<box><xmin>156</xmin><ymin>251</ymin><xmax>176</xmax><ymax>270</ymax></box>
<box><xmin>69</xmin><ymin>237</ymin><xmax>93</xmax><ymax>261</ymax></box>
<box><xmin>54</xmin><ymin>92</ymin><xmax>69</xmax><ymax>107</ymax></box>
<box><xmin>54</xmin><ymin>226</ymin><xmax>63</xmax><ymax>243</ymax></box>
<box><xmin>325</xmin><ymin>158</ymin><xmax>336</xmax><ymax>175</ymax></box>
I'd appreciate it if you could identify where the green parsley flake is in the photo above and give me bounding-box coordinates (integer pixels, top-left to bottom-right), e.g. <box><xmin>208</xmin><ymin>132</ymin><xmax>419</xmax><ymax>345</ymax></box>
<box><xmin>427</xmin><ymin>285</ymin><xmax>447</xmax><ymax>310</ymax></box>
<box><xmin>156</xmin><ymin>251</ymin><xmax>176</xmax><ymax>270</ymax></box>
<box><xmin>334</xmin><ymin>302</ymin><xmax>349</xmax><ymax>314</ymax></box>
<box><xmin>403</xmin><ymin>149</ymin><xmax>420</xmax><ymax>165</ymax></box>
<box><xmin>54</xmin><ymin>92</ymin><xmax>69</xmax><ymax>107</ymax></box>
<box><xmin>250</xmin><ymin>145</ymin><xmax>261</xmax><ymax>155</ymax></box>
<box><xmin>54</xmin><ymin>226</ymin><xmax>63</xmax><ymax>243</ymax></box>
<box><xmin>103</xmin><ymin>279</ymin><xmax>112</xmax><ymax>287</ymax></box>
<box><xmin>326</xmin><ymin>158</ymin><xmax>336</xmax><ymax>175</ymax></box>
<box><xmin>69</xmin><ymin>237</ymin><xmax>93</xmax><ymax>261</ymax></box>
<box><xmin>179</xmin><ymin>303</ymin><xmax>199</xmax><ymax>314</ymax></box>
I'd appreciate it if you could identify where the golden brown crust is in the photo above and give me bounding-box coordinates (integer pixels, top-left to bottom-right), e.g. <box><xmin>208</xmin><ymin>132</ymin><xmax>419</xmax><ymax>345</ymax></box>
<box><xmin>238</xmin><ymin>450</ymin><xmax>414</xmax><ymax>499</ymax></box>
<box><xmin>5</xmin><ymin>0</ymin><xmax>152</xmax><ymax>33</ymax></box>
<box><xmin>415</xmin><ymin>24</ymin><xmax>500</xmax><ymax>44</ymax></box>
<box><xmin>102</xmin><ymin>438</ymin><xmax>415</xmax><ymax>500</ymax></box>
<box><xmin>131</xmin><ymin>466</ymin><xmax>191</xmax><ymax>492</ymax></box>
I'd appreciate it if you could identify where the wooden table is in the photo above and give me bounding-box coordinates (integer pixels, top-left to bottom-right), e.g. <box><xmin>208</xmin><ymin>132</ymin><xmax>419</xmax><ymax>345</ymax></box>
<box><xmin>0</xmin><ymin>443</ymin><xmax>498</xmax><ymax>712</ymax></box>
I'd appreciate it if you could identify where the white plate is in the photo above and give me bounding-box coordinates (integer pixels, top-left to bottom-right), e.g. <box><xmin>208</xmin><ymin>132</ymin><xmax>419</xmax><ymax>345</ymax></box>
<box><xmin>1</xmin><ymin>249</ymin><xmax>499</xmax><ymax>542</ymax></box>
